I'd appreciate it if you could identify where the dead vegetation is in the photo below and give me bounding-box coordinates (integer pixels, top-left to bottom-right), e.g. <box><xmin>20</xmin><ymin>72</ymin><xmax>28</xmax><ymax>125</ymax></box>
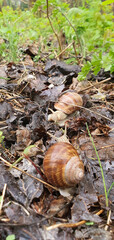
<box><xmin>0</xmin><ymin>56</ymin><xmax>114</xmax><ymax>239</ymax></box>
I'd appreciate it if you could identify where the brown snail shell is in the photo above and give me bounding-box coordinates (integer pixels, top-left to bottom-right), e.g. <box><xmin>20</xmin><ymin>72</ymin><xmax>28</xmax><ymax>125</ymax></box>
<box><xmin>55</xmin><ymin>91</ymin><xmax>83</xmax><ymax>114</ymax></box>
<box><xmin>43</xmin><ymin>142</ymin><xmax>84</xmax><ymax>188</ymax></box>
<box><xmin>48</xmin><ymin>91</ymin><xmax>83</xmax><ymax>124</ymax></box>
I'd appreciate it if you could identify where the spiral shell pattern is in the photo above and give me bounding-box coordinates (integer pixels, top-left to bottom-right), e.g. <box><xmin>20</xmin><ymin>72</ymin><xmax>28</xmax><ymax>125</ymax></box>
<box><xmin>54</xmin><ymin>92</ymin><xmax>83</xmax><ymax>115</ymax></box>
<box><xmin>43</xmin><ymin>142</ymin><xmax>84</xmax><ymax>188</ymax></box>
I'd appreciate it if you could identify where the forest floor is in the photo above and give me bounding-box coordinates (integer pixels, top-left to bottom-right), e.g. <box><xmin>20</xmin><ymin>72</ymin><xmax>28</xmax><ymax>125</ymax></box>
<box><xmin>0</xmin><ymin>45</ymin><xmax>114</xmax><ymax>240</ymax></box>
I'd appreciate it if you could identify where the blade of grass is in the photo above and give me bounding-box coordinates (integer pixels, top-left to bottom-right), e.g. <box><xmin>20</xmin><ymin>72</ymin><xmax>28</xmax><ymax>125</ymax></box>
<box><xmin>107</xmin><ymin>182</ymin><xmax>114</xmax><ymax>197</ymax></box>
<box><xmin>86</xmin><ymin>123</ymin><xmax>108</xmax><ymax>208</ymax></box>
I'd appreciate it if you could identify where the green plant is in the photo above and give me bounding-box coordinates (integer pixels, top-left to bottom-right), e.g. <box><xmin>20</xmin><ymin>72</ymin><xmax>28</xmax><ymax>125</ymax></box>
<box><xmin>77</xmin><ymin>61</ymin><xmax>92</xmax><ymax>81</ymax></box>
<box><xmin>0</xmin><ymin>0</ymin><xmax>113</xmax><ymax>77</ymax></box>
<box><xmin>86</xmin><ymin>123</ymin><xmax>114</xmax><ymax>208</ymax></box>
<box><xmin>0</xmin><ymin>7</ymin><xmax>20</xmax><ymax>61</ymax></box>
<box><xmin>78</xmin><ymin>46</ymin><xmax>114</xmax><ymax>81</ymax></box>
<box><xmin>47</xmin><ymin>0</ymin><xmax>113</xmax><ymax>76</ymax></box>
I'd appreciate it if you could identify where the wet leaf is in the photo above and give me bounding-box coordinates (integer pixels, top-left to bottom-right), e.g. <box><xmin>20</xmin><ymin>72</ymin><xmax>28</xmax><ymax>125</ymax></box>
<box><xmin>0</xmin><ymin>102</ymin><xmax>14</xmax><ymax>120</ymax></box>
<box><xmin>75</xmin><ymin>227</ymin><xmax>112</xmax><ymax>240</ymax></box>
<box><xmin>71</xmin><ymin>194</ymin><xmax>101</xmax><ymax>223</ymax></box>
<box><xmin>48</xmin><ymin>196</ymin><xmax>68</xmax><ymax>218</ymax></box>
<box><xmin>45</xmin><ymin>60</ymin><xmax>81</xmax><ymax>75</ymax></box>
<box><xmin>28</xmin><ymin>73</ymin><xmax>47</xmax><ymax>92</ymax></box>
<box><xmin>0</xmin><ymin>163</ymin><xmax>27</xmax><ymax>205</ymax></box>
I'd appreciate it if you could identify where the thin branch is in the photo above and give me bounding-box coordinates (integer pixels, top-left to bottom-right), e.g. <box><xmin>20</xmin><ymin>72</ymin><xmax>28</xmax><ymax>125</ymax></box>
<box><xmin>78</xmin><ymin>77</ymin><xmax>111</xmax><ymax>93</ymax></box>
<box><xmin>46</xmin><ymin>0</ymin><xmax>62</xmax><ymax>54</ymax></box>
<box><xmin>0</xmin><ymin>156</ymin><xmax>58</xmax><ymax>191</ymax></box>
<box><xmin>81</xmin><ymin>105</ymin><xmax>114</xmax><ymax>123</ymax></box>
<box><xmin>45</xmin><ymin>209</ymin><xmax>104</xmax><ymax>230</ymax></box>
<box><xmin>0</xmin><ymin>184</ymin><xmax>7</xmax><ymax>215</ymax></box>
<box><xmin>56</xmin><ymin>41</ymin><xmax>74</xmax><ymax>58</ymax></box>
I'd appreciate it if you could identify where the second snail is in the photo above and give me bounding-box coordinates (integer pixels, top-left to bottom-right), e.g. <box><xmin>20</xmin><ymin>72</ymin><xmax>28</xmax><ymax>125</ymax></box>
<box><xmin>48</xmin><ymin>91</ymin><xmax>83</xmax><ymax>126</ymax></box>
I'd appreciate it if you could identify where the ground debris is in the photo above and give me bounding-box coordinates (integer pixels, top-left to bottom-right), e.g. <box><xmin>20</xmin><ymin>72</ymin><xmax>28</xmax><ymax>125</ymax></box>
<box><xmin>0</xmin><ymin>59</ymin><xmax>113</xmax><ymax>239</ymax></box>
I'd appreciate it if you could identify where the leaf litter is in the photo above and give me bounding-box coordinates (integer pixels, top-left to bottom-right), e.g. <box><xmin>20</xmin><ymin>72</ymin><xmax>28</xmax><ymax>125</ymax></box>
<box><xmin>0</xmin><ymin>57</ymin><xmax>114</xmax><ymax>240</ymax></box>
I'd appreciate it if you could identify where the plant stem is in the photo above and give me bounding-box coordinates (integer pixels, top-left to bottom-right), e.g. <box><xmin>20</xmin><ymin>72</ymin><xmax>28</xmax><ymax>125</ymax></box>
<box><xmin>86</xmin><ymin>123</ymin><xmax>108</xmax><ymax>208</ymax></box>
<box><xmin>46</xmin><ymin>0</ymin><xmax>62</xmax><ymax>55</ymax></box>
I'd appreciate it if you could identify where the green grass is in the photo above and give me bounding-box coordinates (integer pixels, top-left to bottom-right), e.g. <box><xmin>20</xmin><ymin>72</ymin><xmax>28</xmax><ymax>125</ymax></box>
<box><xmin>86</xmin><ymin>123</ymin><xmax>114</xmax><ymax>209</ymax></box>
<box><xmin>0</xmin><ymin>0</ymin><xmax>113</xmax><ymax>77</ymax></box>
<box><xmin>86</xmin><ymin>123</ymin><xmax>109</xmax><ymax>207</ymax></box>
<box><xmin>107</xmin><ymin>182</ymin><xmax>114</xmax><ymax>197</ymax></box>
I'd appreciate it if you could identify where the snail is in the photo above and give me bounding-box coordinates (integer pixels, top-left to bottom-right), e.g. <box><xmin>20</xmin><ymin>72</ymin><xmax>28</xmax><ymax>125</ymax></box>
<box><xmin>43</xmin><ymin>141</ymin><xmax>84</xmax><ymax>189</ymax></box>
<box><xmin>48</xmin><ymin>91</ymin><xmax>83</xmax><ymax>126</ymax></box>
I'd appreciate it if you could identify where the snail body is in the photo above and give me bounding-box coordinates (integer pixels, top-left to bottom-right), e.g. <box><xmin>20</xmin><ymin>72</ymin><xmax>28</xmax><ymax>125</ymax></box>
<box><xmin>43</xmin><ymin>142</ymin><xmax>84</xmax><ymax>188</ymax></box>
<box><xmin>48</xmin><ymin>91</ymin><xmax>83</xmax><ymax>125</ymax></box>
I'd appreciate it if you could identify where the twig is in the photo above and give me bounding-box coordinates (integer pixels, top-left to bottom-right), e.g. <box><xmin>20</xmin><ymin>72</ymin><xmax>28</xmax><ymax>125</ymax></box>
<box><xmin>45</xmin><ymin>209</ymin><xmax>103</xmax><ymax>230</ymax></box>
<box><xmin>0</xmin><ymin>156</ymin><xmax>58</xmax><ymax>191</ymax></box>
<box><xmin>83</xmin><ymin>106</ymin><xmax>114</xmax><ymax>123</ymax></box>
<box><xmin>56</xmin><ymin>41</ymin><xmax>74</xmax><ymax>58</ymax></box>
<box><xmin>98</xmin><ymin>144</ymin><xmax>114</xmax><ymax>150</ymax></box>
<box><xmin>23</xmin><ymin>153</ymin><xmax>46</xmax><ymax>181</ymax></box>
<box><xmin>46</xmin><ymin>0</ymin><xmax>62</xmax><ymax>54</ymax></box>
<box><xmin>69</xmin><ymin>104</ymin><xmax>114</xmax><ymax>123</ymax></box>
<box><xmin>73</xmin><ymin>41</ymin><xmax>81</xmax><ymax>65</ymax></box>
<box><xmin>0</xmin><ymin>183</ymin><xmax>7</xmax><ymax>215</ymax></box>
<box><xmin>11</xmin><ymin>200</ymin><xmax>30</xmax><ymax>216</ymax></box>
<box><xmin>105</xmin><ymin>209</ymin><xmax>111</xmax><ymax>231</ymax></box>
<box><xmin>78</xmin><ymin>77</ymin><xmax>111</xmax><ymax>93</ymax></box>
<box><xmin>56</xmin><ymin>101</ymin><xmax>114</xmax><ymax>123</ymax></box>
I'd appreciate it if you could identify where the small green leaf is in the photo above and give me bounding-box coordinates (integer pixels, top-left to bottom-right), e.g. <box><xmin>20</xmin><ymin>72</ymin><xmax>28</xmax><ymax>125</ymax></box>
<box><xmin>6</xmin><ymin>234</ymin><xmax>15</xmax><ymax>240</ymax></box>
<box><xmin>77</xmin><ymin>61</ymin><xmax>91</xmax><ymax>81</ymax></box>
<box><xmin>23</xmin><ymin>145</ymin><xmax>36</xmax><ymax>155</ymax></box>
<box><xmin>102</xmin><ymin>0</ymin><xmax>114</xmax><ymax>5</ymax></box>
<box><xmin>10</xmin><ymin>145</ymin><xmax>36</xmax><ymax>169</ymax></box>
<box><xmin>85</xmin><ymin>222</ymin><xmax>94</xmax><ymax>226</ymax></box>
